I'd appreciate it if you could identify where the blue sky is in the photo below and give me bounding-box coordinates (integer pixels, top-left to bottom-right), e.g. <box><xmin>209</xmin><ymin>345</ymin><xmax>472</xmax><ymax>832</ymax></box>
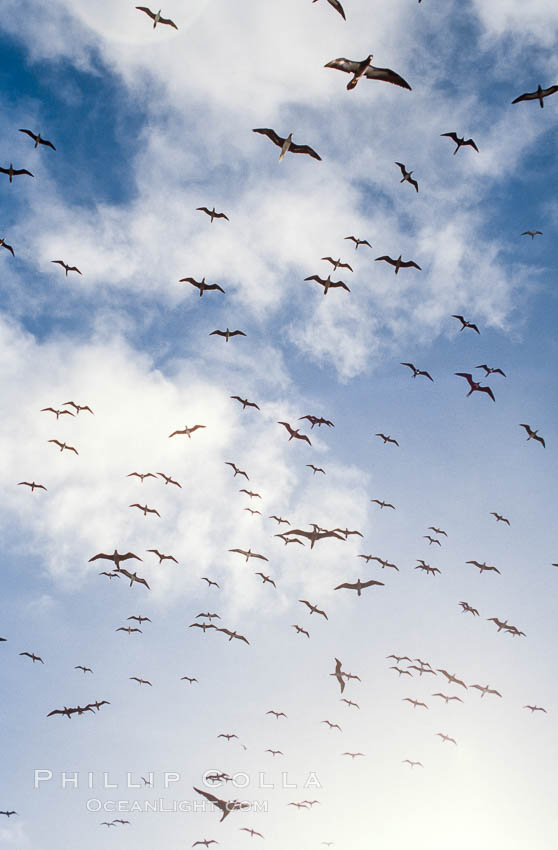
<box><xmin>1</xmin><ymin>1</ymin><xmax>558</xmax><ymax>848</ymax></box>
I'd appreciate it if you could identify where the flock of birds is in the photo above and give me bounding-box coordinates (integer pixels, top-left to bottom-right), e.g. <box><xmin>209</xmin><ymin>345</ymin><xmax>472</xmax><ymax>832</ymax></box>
<box><xmin>1</xmin><ymin>0</ymin><xmax>555</xmax><ymax>847</ymax></box>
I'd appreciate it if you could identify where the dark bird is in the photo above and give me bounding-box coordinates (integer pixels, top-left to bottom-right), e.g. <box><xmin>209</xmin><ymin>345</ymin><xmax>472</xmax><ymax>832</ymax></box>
<box><xmin>395</xmin><ymin>162</ymin><xmax>418</xmax><ymax>191</ymax></box>
<box><xmin>193</xmin><ymin>840</ymin><xmax>218</xmax><ymax>847</ymax></box>
<box><xmin>181</xmin><ymin>676</ymin><xmax>198</xmax><ymax>684</ymax></box>
<box><xmin>321</xmin><ymin>256</ymin><xmax>353</xmax><ymax>272</ymax></box>
<box><xmin>99</xmin><ymin>571</ymin><xmax>120</xmax><ymax>579</ymax></box>
<box><xmin>313</xmin><ymin>0</ymin><xmax>346</xmax><ymax>19</ymax></box>
<box><xmin>19</xmin><ymin>128</ymin><xmax>56</xmax><ymax>149</ymax></box>
<box><xmin>179</xmin><ymin>277</ymin><xmax>225</xmax><ymax>296</ymax></box>
<box><xmin>229</xmin><ymin>548</ymin><xmax>268</xmax><ymax>563</ymax></box>
<box><xmin>376</xmin><ymin>433</ymin><xmax>399</xmax><ymax>446</ymax></box>
<box><xmin>390</xmin><ymin>666</ymin><xmax>412</xmax><ymax>676</ymax></box>
<box><xmin>344</xmin><ymin>235</ymin><xmax>372</xmax><ymax>250</ymax></box>
<box><xmin>48</xmin><ymin>439</ymin><xmax>78</xmax><ymax>455</ymax></box>
<box><xmin>278</xmin><ymin>422</ymin><xmax>312</xmax><ymax>445</ymax></box>
<box><xmin>424</xmin><ymin>535</ymin><xmax>441</xmax><ymax>546</ymax></box>
<box><xmin>304</xmin><ymin>273</ymin><xmax>350</xmax><ymax>294</ymax></box>
<box><xmin>0</xmin><ymin>237</ymin><xmax>15</xmax><ymax>256</ymax></box>
<box><xmin>402</xmin><ymin>698</ymin><xmax>428</xmax><ymax>709</ymax></box>
<box><xmin>441</xmin><ymin>132</ymin><xmax>479</xmax><ymax>154</ymax></box>
<box><xmin>197</xmin><ymin>612</ymin><xmax>220</xmax><ymax>619</ymax></box>
<box><xmin>325</xmin><ymin>54</ymin><xmax>411</xmax><ymax>90</ymax></box>
<box><xmin>51</xmin><ymin>260</ymin><xmax>82</xmax><ymax>276</ymax></box>
<box><xmin>75</xmin><ymin>665</ymin><xmax>93</xmax><ymax>673</ymax></box>
<box><xmin>286</xmin><ymin>528</ymin><xmax>343</xmax><ymax>548</ymax></box>
<box><xmin>490</xmin><ymin>512</ymin><xmax>510</xmax><ymax>525</ymax></box>
<box><xmin>0</xmin><ymin>163</ymin><xmax>33</xmax><ymax>182</ymax></box>
<box><xmin>201</xmin><ymin>577</ymin><xmax>220</xmax><ymax>589</ymax></box>
<box><xmin>116</xmin><ymin>626</ymin><xmax>142</xmax><ymax>635</ymax></box>
<box><xmin>239</xmin><ymin>489</ymin><xmax>261</xmax><ymax>499</ymax></box>
<box><xmin>307</xmin><ymin>464</ymin><xmax>325</xmax><ymax>474</ymax></box>
<box><xmin>266</xmin><ymin>749</ymin><xmax>284</xmax><ymax>756</ymax></box>
<box><xmin>193</xmin><ymin>787</ymin><xmax>250</xmax><ymax>822</ymax></box>
<box><xmin>244</xmin><ymin>508</ymin><xmax>261</xmax><ymax>516</ymax></box>
<box><xmin>459</xmin><ymin>601</ymin><xmax>479</xmax><ymax>616</ymax></box>
<box><xmin>332</xmin><ymin>658</ymin><xmax>345</xmax><ymax>693</ymax></box>
<box><xmin>436</xmin><ymin>733</ymin><xmax>457</xmax><ymax>745</ymax></box>
<box><xmin>375</xmin><ymin>255</ymin><xmax>421</xmax><ymax>274</ymax></box>
<box><xmin>452</xmin><ymin>314</ymin><xmax>480</xmax><ymax>334</ymax></box>
<box><xmin>136</xmin><ymin>6</ymin><xmax>178</xmax><ymax>28</ymax></box>
<box><xmin>476</xmin><ymin>364</ymin><xmax>506</xmax><ymax>377</ymax></box>
<box><xmin>402</xmin><ymin>760</ymin><xmax>423</xmax><ymax>768</ymax></box>
<box><xmin>20</xmin><ymin>651</ymin><xmax>44</xmax><ymax>663</ymax></box>
<box><xmin>466</xmin><ymin>560</ymin><xmax>501</xmax><ymax>575</ymax></box>
<box><xmin>432</xmin><ymin>693</ymin><xmax>463</xmax><ymax>704</ymax></box>
<box><xmin>524</xmin><ymin>705</ymin><xmax>547</xmax><ymax>713</ymax></box>
<box><xmin>521</xmin><ymin>230</ymin><xmax>543</xmax><ymax>238</ymax></box>
<box><xmin>130</xmin><ymin>676</ymin><xmax>152</xmax><ymax>686</ymax></box>
<box><xmin>299</xmin><ymin>415</ymin><xmax>334</xmax><ymax>428</ymax></box>
<box><xmin>400</xmin><ymin>362</ymin><xmax>433</xmax><ymax>381</ymax></box>
<box><xmin>334</xmin><ymin>578</ymin><xmax>384</xmax><ymax>595</ymax></box>
<box><xmin>89</xmin><ymin>550</ymin><xmax>142</xmax><ymax>568</ymax></box>
<box><xmin>370</xmin><ymin>499</ymin><xmax>396</xmax><ymax>510</ymax></box>
<box><xmin>342</xmin><ymin>752</ymin><xmax>365</xmax><ymax>758</ymax></box>
<box><xmin>266</xmin><ymin>710</ymin><xmax>287</xmax><ymax>719</ymax></box>
<box><xmin>128</xmin><ymin>615</ymin><xmax>151</xmax><ymax>623</ymax></box>
<box><xmin>512</xmin><ymin>84</ymin><xmax>558</xmax><ymax>108</ymax></box>
<box><xmin>455</xmin><ymin>373</ymin><xmax>495</xmax><ymax>401</ymax></box>
<box><xmin>387</xmin><ymin>654</ymin><xmax>413</xmax><ymax>663</ymax></box>
<box><xmin>197</xmin><ymin>207</ymin><xmax>229</xmax><ymax>222</ymax></box>
<box><xmin>436</xmin><ymin>670</ymin><xmax>468</xmax><ymax>689</ymax></box>
<box><xmin>41</xmin><ymin>406</ymin><xmax>74</xmax><ymax>419</ymax></box>
<box><xmin>63</xmin><ymin>401</ymin><xmax>93</xmax><ymax>415</ymax></box>
<box><xmin>292</xmin><ymin>624</ymin><xmax>310</xmax><ymax>637</ymax></box>
<box><xmin>147</xmin><ymin>549</ymin><xmax>178</xmax><ymax>564</ymax></box>
<box><xmin>255</xmin><ymin>572</ymin><xmax>276</xmax><ymax>587</ymax></box>
<box><xmin>252</xmin><ymin>128</ymin><xmax>321</xmax><ymax>161</ymax></box>
<box><xmin>157</xmin><ymin>472</ymin><xmax>182</xmax><ymax>487</ymax></box>
<box><xmin>341</xmin><ymin>698</ymin><xmax>360</xmax><ymax>708</ymax></box>
<box><xmin>127</xmin><ymin>472</ymin><xmax>157</xmax><ymax>482</ymax></box>
<box><xmin>428</xmin><ymin>526</ymin><xmax>447</xmax><ymax>536</ymax></box>
<box><xmin>322</xmin><ymin>720</ymin><xmax>342</xmax><ymax>731</ymax></box>
<box><xmin>231</xmin><ymin>396</ymin><xmax>260</xmax><ymax>410</ymax></box>
<box><xmin>129</xmin><ymin>503</ymin><xmax>160</xmax><ymax>517</ymax></box>
<box><xmin>519</xmin><ymin>423</ymin><xmax>545</xmax><ymax>447</ymax></box>
<box><xmin>119</xmin><ymin>569</ymin><xmax>150</xmax><ymax>589</ymax></box>
<box><xmin>470</xmin><ymin>684</ymin><xmax>502</xmax><ymax>698</ymax></box>
<box><xmin>169</xmin><ymin>424</ymin><xmax>206</xmax><ymax>438</ymax></box>
<box><xmin>18</xmin><ymin>481</ymin><xmax>47</xmax><ymax>492</ymax></box>
<box><xmin>299</xmin><ymin>599</ymin><xmax>328</xmax><ymax>619</ymax></box>
<box><xmin>189</xmin><ymin>622</ymin><xmax>217</xmax><ymax>632</ymax></box>
<box><xmin>240</xmin><ymin>828</ymin><xmax>264</xmax><ymax>838</ymax></box>
<box><xmin>218</xmin><ymin>733</ymin><xmax>238</xmax><ymax>741</ymax></box>
<box><xmin>225</xmin><ymin>462</ymin><xmax>249</xmax><ymax>479</ymax></box>
<box><xmin>210</xmin><ymin>329</ymin><xmax>246</xmax><ymax>341</ymax></box>
<box><xmin>217</xmin><ymin>628</ymin><xmax>250</xmax><ymax>644</ymax></box>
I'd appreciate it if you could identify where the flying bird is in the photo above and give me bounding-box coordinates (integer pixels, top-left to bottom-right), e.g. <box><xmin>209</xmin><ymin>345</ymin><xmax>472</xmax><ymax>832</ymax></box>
<box><xmin>0</xmin><ymin>163</ymin><xmax>33</xmax><ymax>182</ymax></box>
<box><xmin>476</xmin><ymin>364</ymin><xmax>506</xmax><ymax>377</ymax></box>
<box><xmin>313</xmin><ymin>0</ymin><xmax>346</xmax><ymax>19</ymax></box>
<box><xmin>127</xmin><ymin>472</ymin><xmax>157</xmax><ymax>482</ymax></box>
<box><xmin>436</xmin><ymin>670</ymin><xmax>468</xmax><ymax>689</ymax></box>
<box><xmin>229</xmin><ymin>548</ymin><xmax>268</xmax><ymax>562</ymax></box>
<box><xmin>239</xmin><ymin>489</ymin><xmax>261</xmax><ymax>499</ymax></box>
<box><xmin>344</xmin><ymin>235</ymin><xmax>372</xmax><ymax>250</ymax></box>
<box><xmin>490</xmin><ymin>512</ymin><xmax>510</xmax><ymax>525</ymax></box>
<box><xmin>340</xmin><ymin>698</ymin><xmax>360</xmax><ymax>708</ymax></box>
<box><xmin>331</xmin><ymin>658</ymin><xmax>345</xmax><ymax>692</ymax></box>
<box><xmin>255</xmin><ymin>572</ymin><xmax>276</xmax><ymax>587</ymax></box>
<box><xmin>266</xmin><ymin>710</ymin><xmax>287</xmax><ymax>719</ymax></box>
<box><xmin>400</xmin><ymin>362</ymin><xmax>433</xmax><ymax>381</ymax></box>
<box><xmin>130</xmin><ymin>676</ymin><xmax>152</xmax><ymax>686</ymax></box>
<box><xmin>452</xmin><ymin>314</ymin><xmax>480</xmax><ymax>334</ymax></box>
<box><xmin>147</xmin><ymin>549</ymin><xmax>177</xmax><ymax>563</ymax></box>
<box><xmin>299</xmin><ymin>599</ymin><xmax>328</xmax><ymax>619</ymax></box>
<box><xmin>395</xmin><ymin>162</ymin><xmax>419</xmax><ymax>191</ymax></box>
<box><xmin>524</xmin><ymin>705</ymin><xmax>547</xmax><ymax>713</ymax></box>
<box><xmin>210</xmin><ymin>329</ymin><xmax>246</xmax><ymax>341</ymax></box>
<box><xmin>304</xmin><ymin>273</ymin><xmax>350</xmax><ymax>294</ymax></box>
<box><xmin>157</xmin><ymin>472</ymin><xmax>182</xmax><ymax>487</ymax></box>
<box><xmin>75</xmin><ymin>665</ymin><xmax>93</xmax><ymax>673</ymax></box>
<box><xmin>0</xmin><ymin>237</ymin><xmax>14</xmax><ymax>256</ymax></box>
<box><xmin>179</xmin><ymin>277</ymin><xmax>225</xmax><ymax>296</ymax></box>
<box><xmin>278</xmin><ymin>422</ymin><xmax>311</xmax><ymax>445</ymax></box>
<box><xmin>116</xmin><ymin>626</ymin><xmax>142</xmax><ymax>635</ymax></box>
<box><xmin>432</xmin><ymin>693</ymin><xmax>463</xmax><ymax>704</ymax></box>
<box><xmin>436</xmin><ymin>733</ymin><xmax>457</xmax><ymax>745</ymax></box>
<box><xmin>119</xmin><ymin>569</ymin><xmax>150</xmax><ymax>589</ymax></box>
<box><xmin>307</xmin><ymin>464</ymin><xmax>325</xmax><ymax>474</ymax></box>
<box><xmin>48</xmin><ymin>439</ymin><xmax>78</xmax><ymax>455</ymax></box>
<box><xmin>136</xmin><ymin>7</ymin><xmax>178</xmax><ymax>28</ymax></box>
<box><xmin>252</xmin><ymin>128</ymin><xmax>321</xmax><ymax>161</ymax></box>
<box><xmin>466</xmin><ymin>560</ymin><xmax>501</xmax><ymax>575</ymax></box>
<box><xmin>459</xmin><ymin>601</ymin><xmax>479</xmax><ymax>616</ymax></box>
<box><xmin>230</xmin><ymin>396</ymin><xmax>260</xmax><ymax>410</ymax></box>
<box><xmin>169</xmin><ymin>424</ymin><xmax>206</xmax><ymax>438</ymax></box>
<box><xmin>521</xmin><ymin>230</ymin><xmax>543</xmax><ymax>238</ymax></box>
<box><xmin>325</xmin><ymin>54</ymin><xmax>411</xmax><ymax>90</ymax></box>
<box><xmin>334</xmin><ymin>578</ymin><xmax>384</xmax><ymax>595</ymax></box>
<box><xmin>197</xmin><ymin>207</ymin><xmax>229</xmax><ymax>222</ymax></box>
<box><xmin>292</xmin><ymin>625</ymin><xmax>310</xmax><ymax>637</ymax></box>
<box><xmin>440</xmin><ymin>132</ymin><xmax>479</xmax><ymax>154</ymax></box>
<box><xmin>201</xmin><ymin>577</ymin><xmax>220</xmax><ymax>589</ymax></box>
<box><xmin>193</xmin><ymin>787</ymin><xmax>250</xmax><ymax>822</ymax></box>
<box><xmin>51</xmin><ymin>260</ymin><xmax>82</xmax><ymax>276</ymax></box>
<box><xmin>225</xmin><ymin>462</ymin><xmax>249</xmax><ymax>479</ymax></box>
<box><xmin>20</xmin><ymin>651</ymin><xmax>44</xmax><ymax>663</ymax></box>
<box><xmin>18</xmin><ymin>128</ymin><xmax>56</xmax><ymax>149</ymax></box>
<box><xmin>470</xmin><ymin>684</ymin><xmax>502</xmax><ymax>698</ymax></box>
<box><xmin>519</xmin><ymin>423</ymin><xmax>545</xmax><ymax>447</ymax></box>
<box><xmin>129</xmin><ymin>503</ymin><xmax>160</xmax><ymax>517</ymax></box>
<box><xmin>40</xmin><ymin>407</ymin><xmax>74</xmax><ymax>419</ymax></box>
<box><xmin>402</xmin><ymin>760</ymin><xmax>423</xmax><ymax>768</ymax></box>
<box><xmin>321</xmin><ymin>256</ymin><xmax>353</xmax><ymax>272</ymax></box>
<box><xmin>403</xmin><ymin>698</ymin><xmax>428</xmax><ymax>709</ymax></box>
<box><xmin>512</xmin><ymin>84</ymin><xmax>558</xmax><ymax>107</ymax></box>
<box><xmin>375</xmin><ymin>255</ymin><xmax>421</xmax><ymax>274</ymax></box>
<box><xmin>375</xmin><ymin>433</ymin><xmax>399</xmax><ymax>446</ymax></box>
<box><xmin>89</xmin><ymin>550</ymin><xmax>142</xmax><ymax>567</ymax></box>
<box><xmin>455</xmin><ymin>373</ymin><xmax>495</xmax><ymax>401</ymax></box>
<box><xmin>299</xmin><ymin>414</ymin><xmax>334</xmax><ymax>428</ymax></box>
<box><xmin>18</xmin><ymin>481</ymin><xmax>47</xmax><ymax>492</ymax></box>
<box><xmin>370</xmin><ymin>499</ymin><xmax>396</xmax><ymax>509</ymax></box>
<box><xmin>63</xmin><ymin>401</ymin><xmax>93</xmax><ymax>415</ymax></box>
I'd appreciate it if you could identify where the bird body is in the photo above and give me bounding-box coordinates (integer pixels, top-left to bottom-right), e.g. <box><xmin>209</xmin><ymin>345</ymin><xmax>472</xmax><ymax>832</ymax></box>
<box><xmin>253</xmin><ymin>128</ymin><xmax>321</xmax><ymax>161</ymax></box>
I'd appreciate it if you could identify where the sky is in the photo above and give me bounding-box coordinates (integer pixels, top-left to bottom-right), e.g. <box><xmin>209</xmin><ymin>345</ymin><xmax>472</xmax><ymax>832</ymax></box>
<box><xmin>1</xmin><ymin>0</ymin><xmax>558</xmax><ymax>848</ymax></box>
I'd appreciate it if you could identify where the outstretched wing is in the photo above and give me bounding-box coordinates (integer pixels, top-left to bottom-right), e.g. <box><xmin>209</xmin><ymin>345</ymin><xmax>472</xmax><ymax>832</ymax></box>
<box><xmin>364</xmin><ymin>65</ymin><xmax>411</xmax><ymax>90</ymax></box>
<box><xmin>288</xmin><ymin>141</ymin><xmax>322</xmax><ymax>160</ymax></box>
<box><xmin>252</xmin><ymin>128</ymin><xmax>284</xmax><ymax>148</ymax></box>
